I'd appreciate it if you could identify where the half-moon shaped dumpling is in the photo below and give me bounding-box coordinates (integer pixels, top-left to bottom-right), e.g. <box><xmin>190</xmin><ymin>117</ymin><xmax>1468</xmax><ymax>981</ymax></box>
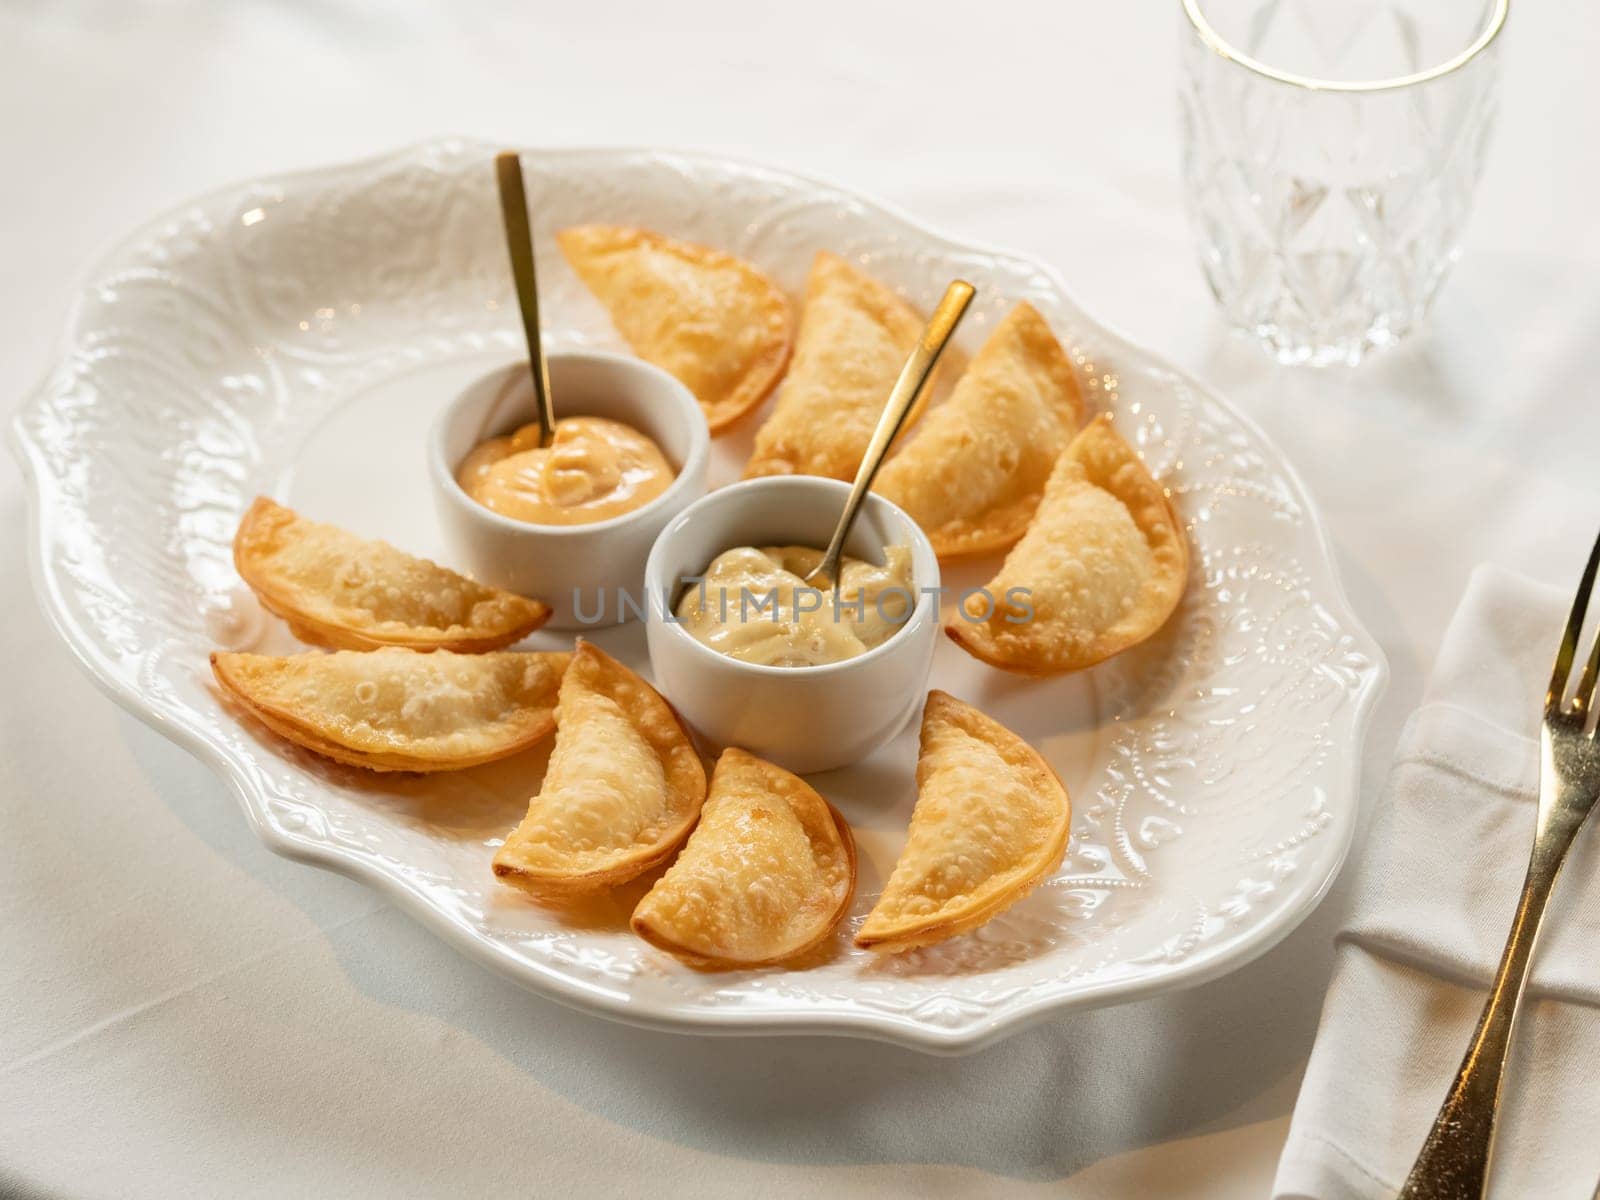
<box><xmin>630</xmin><ymin>748</ymin><xmax>857</xmax><ymax>968</ymax></box>
<box><xmin>743</xmin><ymin>252</ymin><xmax>925</xmax><ymax>481</ymax></box>
<box><xmin>234</xmin><ymin>497</ymin><xmax>550</xmax><ymax>652</ymax></box>
<box><xmin>493</xmin><ymin>641</ymin><xmax>706</xmax><ymax>895</ymax></box>
<box><xmin>945</xmin><ymin>415</ymin><xmax>1188</xmax><ymax>675</ymax></box>
<box><xmin>211</xmin><ymin>647</ymin><xmax>570</xmax><ymax>772</ymax></box>
<box><xmin>855</xmin><ymin>691</ymin><xmax>1069</xmax><ymax>952</ymax></box>
<box><xmin>874</xmin><ymin>302</ymin><xmax>1082</xmax><ymax>558</ymax></box>
<box><xmin>557</xmin><ymin>225</ymin><xmax>793</xmax><ymax>433</ymax></box>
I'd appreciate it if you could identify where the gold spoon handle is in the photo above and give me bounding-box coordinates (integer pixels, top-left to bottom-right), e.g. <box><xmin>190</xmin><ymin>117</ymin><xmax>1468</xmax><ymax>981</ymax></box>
<box><xmin>494</xmin><ymin>151</ymin><xmax>557</xmax><ymax>449</ymax></box>
<box><xmin>809</xmin><ymin>279</ymin><xmax>975</xmax><ymax>587</ymax></box>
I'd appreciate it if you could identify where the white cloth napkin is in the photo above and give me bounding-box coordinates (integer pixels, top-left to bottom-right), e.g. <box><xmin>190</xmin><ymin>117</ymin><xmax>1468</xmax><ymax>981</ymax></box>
<box><xmin>1274</xmin><ymin>564</ymin><xmax>1600</xmax><ymax>1200</ymax></box>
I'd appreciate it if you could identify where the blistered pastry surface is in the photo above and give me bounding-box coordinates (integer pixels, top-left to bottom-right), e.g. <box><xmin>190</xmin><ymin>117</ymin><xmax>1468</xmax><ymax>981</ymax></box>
<box><xmin>212</xmin><ymin>648</ymin><xmax>567</xmax><ymax>768</ymax></box>
<box><xmin>950</xmin><ymin>416</ymin><xmax>1189</xmax><ymax>674</ymax></box>
<box><xmin>494</xmin><ymin>643</ymin><xmax>705</xmax><ymax>888</ymax></box>
<box><xmin>558</xmin><ymin>224</ymin><xmax>793</xmax><ymax>431</ymax></box>
<box><xmin>234</xmin><ymin>498</ymin><xmax>548</xmax><ymax>650</ymax></box>
<box><xmin>876</xmin><ymin>301</ymin><xmax>1083</xmax><ymax>557</ymax></box>
<box><xmin>744</xmin><ymin>252</ymin><xmax>924</xmax><ymax>481</ymax></box>
<box><xmin>857</xmin><ymin>693</ymin><xmax>1068</xmax><ymax>948</ymax></box>
<box><xmin>632</xmin><ymin>749</ymin><xmax>854</xmax><ymax>966</ymax></box>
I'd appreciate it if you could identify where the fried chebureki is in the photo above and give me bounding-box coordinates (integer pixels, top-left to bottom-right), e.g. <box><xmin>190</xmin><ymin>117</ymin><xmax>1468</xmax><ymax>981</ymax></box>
<box><xmin>855</xmin><ymin>691</ymin><xmax>1069</xmax><ymax>952</ymax></box>
<box><xmin>946</xmin><ymin>416</ymin><xmax>1188</xmax><ymax>675</ymax></box>
<box><xmin>234</xmin><ymin>497</ymin><xmax>549</xmax><ymax>652</ymax></box>
<box><xmin>874</xmin><ymin>302</ymin><xmax>1083</xmax><ymax>558</ymax></box>
<box><xmin>743</xmin><ymin>252</ymin><xmax>925</xmax><ymax>481</ymax></box>
<box><xmin>557</xmin><ymin>225</ymin><xmax>793</xmax><ymax>433</ymax></box>
<box><xmin>493</xmin><ymin>642</ymin><xmax>706</xmax><ymax>896</ymax></box>
<box><xmin>630</xmin><ymin>748</ymin><xmax>857</xmax><ymax>968</ymax></box>
<box><xmin>211</xmin><ymin>648</ymin><xmax>570</xmax><ymax>773</ymax></box>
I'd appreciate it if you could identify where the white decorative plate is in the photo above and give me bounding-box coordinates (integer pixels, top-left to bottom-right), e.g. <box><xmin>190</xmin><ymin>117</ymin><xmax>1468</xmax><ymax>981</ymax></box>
<box><xmin>11</xmin><ymin>139</ymin><xmax>1385</xmax><ymax>1053</ymax></box>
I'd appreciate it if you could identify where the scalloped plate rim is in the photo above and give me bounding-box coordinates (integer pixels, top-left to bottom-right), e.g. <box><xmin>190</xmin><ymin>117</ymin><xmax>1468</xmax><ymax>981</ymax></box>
<box><xmin>8</xmin><ymin>137</ymin><xmax>1388</xmax><ymax>1053</ymax></box>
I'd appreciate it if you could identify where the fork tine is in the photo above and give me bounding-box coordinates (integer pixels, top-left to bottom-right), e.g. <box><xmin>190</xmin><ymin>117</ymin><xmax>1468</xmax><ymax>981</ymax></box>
<box><xmin>1550</xmin><ymin>528</ymin><xmax>1600</xmax><ymax>712</ymax></box>
<box><xmin>1578</xmin><ymin>606</ymin><xmax>1600</xmax><ymax>720</ymax></box>
<box><xmin>1581</xmin><ymin>644</ymin><xmax>1600</xmax><ymax>724</ymax></box>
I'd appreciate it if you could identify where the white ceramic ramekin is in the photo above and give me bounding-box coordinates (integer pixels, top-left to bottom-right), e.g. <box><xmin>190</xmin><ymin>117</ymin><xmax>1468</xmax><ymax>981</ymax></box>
<box><xmin>429</xmin><ymin>351</ymin><xmax>710</xmax><ymax>630</ymax></box>
<box><xmin>644</xmin><ymin>477</ymin><xmax>941</xmax><ymax>774</ymax></box>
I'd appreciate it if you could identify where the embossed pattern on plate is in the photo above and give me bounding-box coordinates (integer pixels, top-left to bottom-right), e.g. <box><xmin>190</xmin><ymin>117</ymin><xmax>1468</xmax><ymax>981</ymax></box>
<box><xmin>11</xmin><ymin>140</ymin><xmax>1385</xmax><ymax>1052</ymax></box>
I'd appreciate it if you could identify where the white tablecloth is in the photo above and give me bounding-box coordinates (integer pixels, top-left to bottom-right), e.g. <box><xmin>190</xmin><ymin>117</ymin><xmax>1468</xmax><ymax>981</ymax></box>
<box><xmin>3</xmin><ymin>4</ymin><xmax>1596</xmax><ymax>1197</ymax></box>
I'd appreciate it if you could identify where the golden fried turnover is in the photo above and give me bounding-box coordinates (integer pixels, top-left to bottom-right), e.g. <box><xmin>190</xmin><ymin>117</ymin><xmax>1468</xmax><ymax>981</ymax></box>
<box><xmin>855</xmin><ymin>691</ymin><xmax>1069</xmax><ymax>952</ymax></box>
<box><xmin>233</xmin><ymin>497</ymin><xmax>549</xmax><ymax>652</ymax></box>
<box><xmin>493</xmin><ymin>642</ymin><xmax>706</xmax><ymax>896</ymax></box>
<box><xmin>874</xmin><ymin>302</ymin><xmax>1082</xmax><ymax>558</ymax></box>
<box><xmin>557</xmin><ymin>225</ymin><xmax>793</xmax><ymax>433</ymax></box>
<box><xmin>630</xmin><ymin>748</ymin><xmax>857</xmax><ymax>968</ymax></box>
<box><xmin>743</xmin><ymin>252</ymin><xmax>925</xmax><ymax>481</ymax></box>
<box><xmin>945</xmin><ymin>415</ymin><xmax>1187</xmax><ymax>675</ymax></box>
<box><xmin>211</xmin><ymin>648</ymin><xmax>570</xmax><ymax>773</ymax></box>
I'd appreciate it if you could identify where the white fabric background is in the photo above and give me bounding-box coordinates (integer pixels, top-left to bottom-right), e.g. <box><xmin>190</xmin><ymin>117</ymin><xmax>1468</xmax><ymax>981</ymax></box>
<box><xmin>2</xmin><ymin>3</ymin><xmax>1597</xmax><ymax>1197</ymax></box>
<box><xmin>1274</xmin><ymin>568</ymin><xmax>1600</xmax><ymax>1199</ymax></box>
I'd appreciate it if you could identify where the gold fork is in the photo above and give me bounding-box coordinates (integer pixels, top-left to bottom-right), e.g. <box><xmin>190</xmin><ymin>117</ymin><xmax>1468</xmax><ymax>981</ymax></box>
<box><xmin>1400</xmin><ymin>533</ymin><xmax>1600</xmax><ymax>1198</ymax></box>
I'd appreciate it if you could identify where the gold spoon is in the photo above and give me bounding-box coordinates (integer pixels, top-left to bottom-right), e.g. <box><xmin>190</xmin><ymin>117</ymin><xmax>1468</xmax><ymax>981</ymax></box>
<box><xmin>494</xmin><ymin>151</ymin><xmax>557</xmax><ymax>449</ymax></box>
<box><xmin>804</xmin><ymin>279</ymin><xmax>975</xmax><ymax>588</ymax></box>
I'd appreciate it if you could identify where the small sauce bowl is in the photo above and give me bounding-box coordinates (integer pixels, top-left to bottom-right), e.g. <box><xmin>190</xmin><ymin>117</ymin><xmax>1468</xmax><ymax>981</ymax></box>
<box><xmin>429</xmin><ymin>350</ymin><xmax>710</xmax><ymax>630</ymax></box>
<box><xmin>644</xmin><ymin>477</ymin><xmax>941</xmax><ymax>774</ymax></box>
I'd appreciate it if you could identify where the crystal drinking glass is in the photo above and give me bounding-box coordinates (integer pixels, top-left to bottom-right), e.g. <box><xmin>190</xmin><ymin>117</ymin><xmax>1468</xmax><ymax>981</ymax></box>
<box><xmin>1179</xmin><ymin>0</ymin><xmax>1508</xmax><ymax>366</ymax></box>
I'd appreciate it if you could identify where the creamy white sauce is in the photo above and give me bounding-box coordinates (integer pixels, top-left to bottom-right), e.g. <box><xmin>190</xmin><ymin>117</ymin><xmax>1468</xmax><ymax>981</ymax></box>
<box><xmin>675</xmin><ymin>544</ymin><xmax>914</xmax><ymax>667</ymax></box>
